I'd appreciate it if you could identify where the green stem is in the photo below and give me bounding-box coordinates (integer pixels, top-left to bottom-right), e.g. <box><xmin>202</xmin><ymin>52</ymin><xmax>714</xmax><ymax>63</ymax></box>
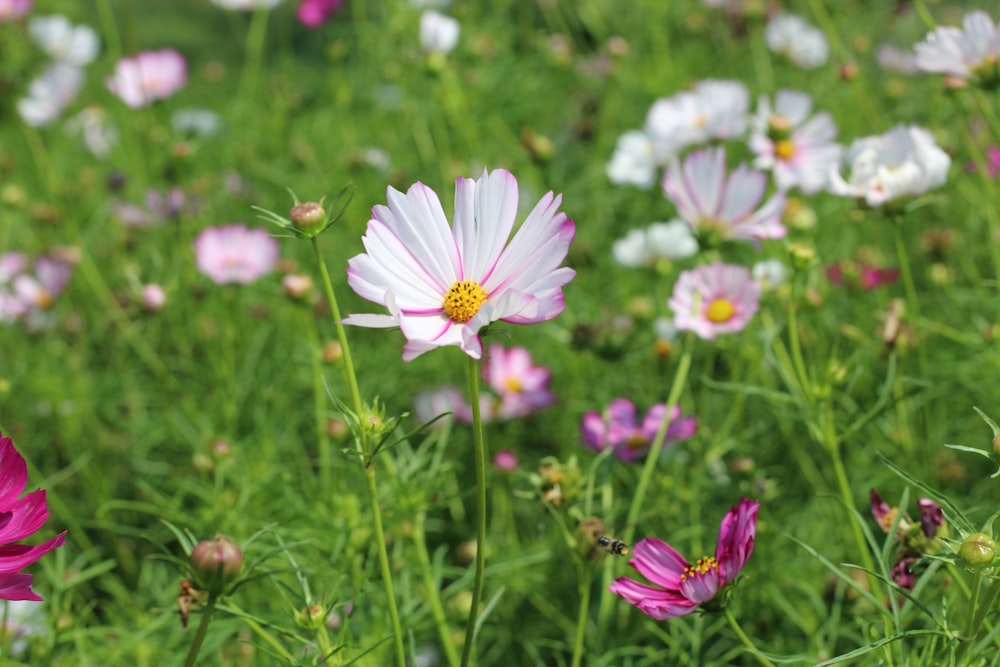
<box><xmin>891</xmin><ymin>220</ymin><xmax>928</xmax><ymax>376</ymax></box>
<box><xmin>723</xmin><ymin>607</ymin><xmax>775</xmax><ymax>667</ymax></box>
<box><xmin>21</xmin><ymin>124</ymin><xmax>55</xmax><ymax>198</ymax></box>
<box><xmin>183</xmin><ymin>593</ymin><xmax>219</xmax><ymax>667</ymax></box>
<box><xmin>306</xmin><ymin>316</ymin><xmax>332</xmax><ymax>491</ymax></box>
<box><xmin>239</xmin><ymin>8</ymin><xmax>270</xmax><ymax>102</ymax></box>
<box><xmin>309</xmin><ymin>238</ymin><xmax>406</xmax><ymax>667</ymax></box>
<box><xmin>460</xmin><ymin>355</ymin><xmax>488</xmax><ymax>667</ymax></box>
<box><xmin>570</xmin><ymin>566</ymin><xmax>593</xmax><ymax>667</ymax></box>
<box><xmin>95</xmin><ymin>0</ymin><xmax>123</xmax><ymax>62</ymax></box>
<box><xmin>224</xmin><ymin>602</ymin><xmax>297</xmax><ymax>662</ymax></box>
<box><xmin>413</xmin><ymin>511</ymin><xmax>462</xmax><ymax>667</ymax></box>
<box><xmin>786</xmin><ymin>281</ymin><xmax>812</xmax><ymax>401</ymax></box>
<box><xmin>623</xmin><ymin>333</ymin><xmax>695</xmax><ymax>543</ymax></box>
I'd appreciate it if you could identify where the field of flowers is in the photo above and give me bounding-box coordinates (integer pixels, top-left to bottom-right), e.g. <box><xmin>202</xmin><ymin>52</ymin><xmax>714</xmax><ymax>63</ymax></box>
<box><xmin>2</xmin><ymin>0</ymin><xmax>1000</xmax><ymax>665</ymax></box>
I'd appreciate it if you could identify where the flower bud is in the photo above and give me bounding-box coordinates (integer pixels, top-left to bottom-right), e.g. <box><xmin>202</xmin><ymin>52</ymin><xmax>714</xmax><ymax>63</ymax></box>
<box><xmin>959</xmin><ymin>532</ymin><xmax>997</xmax><ymax>569</ymax></box>
<box><xmin>295</xmin><ymin>604</ymin><xmax>328</xmax><ymax>630</ymax></box>
<box><xmin>290</xmin><ymin>202</ymin><xmax>326</xmax><ymax>230</ymax></box>
<box><xmin>190</xmin><ymin>536</ymin><xmax>243</xmax><ymax>594</ymax></box>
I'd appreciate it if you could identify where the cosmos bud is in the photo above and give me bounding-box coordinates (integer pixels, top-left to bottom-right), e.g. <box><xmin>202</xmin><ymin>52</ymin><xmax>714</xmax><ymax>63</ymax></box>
<box><xmin>959</xmin><ymin>532</ymin><xmax>997</xmax><ymax>569</ymax></box>
<box><xmin>190</xmin><ymin>536</ymin><xmax>243</xmax><ymax>594</ymax></box>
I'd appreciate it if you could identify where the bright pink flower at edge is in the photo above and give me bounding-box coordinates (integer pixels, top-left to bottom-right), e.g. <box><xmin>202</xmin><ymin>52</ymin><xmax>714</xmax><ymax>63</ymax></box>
<box><xmin>0</xmin><ymin>0</ymin><xmax>32</xmax><ymax>22</ymax></box>
<box><xmin>0</xmin><ymin>432</ymin><xmax>67</xmax><ymax>601</ymax></box>
<box><xmin>581</xmin><ymin>398</ymin><xmax>697</xmax><ymax>462</ymax></box>
<box><xmin>610</xmin><ymin>497</ymin><xmax>758</xmax><ymax>619</ymax></box>
<box><xmin>297</xmin><ymin>0</ymin><xmax>343</xmax><ymax>28</ymax></box>
<box><xmin>343</xmin><ymin>168</ymin><xmax>575</xmax><ymax>361</ymax></box>
<box><xmin>826</xmin><ymin>261</ymin><xmax>899</xmax><ymax>291</ymax></box>
<box><xmin>194</xmin><ymin>224</ymin><xmax>279</xmax><ymax>285</ymax></box>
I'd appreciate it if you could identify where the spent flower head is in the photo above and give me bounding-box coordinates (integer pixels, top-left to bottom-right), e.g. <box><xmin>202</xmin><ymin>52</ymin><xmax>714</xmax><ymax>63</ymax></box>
<box><xmin>610</xmin><ymin>497</ymin><xmax>758</xmax><ymax>619</ymax></box>
<box><xmin>343</xmin><ymin>168</ymin><xmax>575</xmax><ymax>361</ymax></box>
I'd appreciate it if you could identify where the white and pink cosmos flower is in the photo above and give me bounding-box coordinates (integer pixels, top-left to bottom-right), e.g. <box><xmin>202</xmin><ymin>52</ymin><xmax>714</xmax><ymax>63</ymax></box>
<box><xmin>194</xmin><ymin>224</ymin><xmax>279</xmax><ymax>285</ymax></box>
<box><xmin>344</xmin><ymin>169</ymin><xmax>575</xmax><ymax>361</ymax></box>
<box><xmin>914</xmin><ymin>11</ymin><xmax>999</xmax><ymax>85</ymax></box>
<box><xmin>749</xmin><ymin>90</ymin><xmax>842</xmax><ymax>194</ymax></box>
<box><xmin>106</xmin><ymin>49</ymin><xmax>187</xmax><ymax>109</ymax></box>
<box><xmin>829</xmin><ymin>125</ymin><xmax>951</xmax><ymax>206</ymax></box>
<box><xmin>663</xmin><ymin>147</ymin><xmax>786</xmax><ymax>244</ymax></box>
<box><xmin>669</xmin><ymin>262</ymin><xmax>760</xmax><ymax>340</ymax></box>
<box><xmin>0</xmin><ymin>255</ymin><xmax>73</xmax><ymax>328</ymax></box>
<box><xmin>482</xmin><ymin>344</ymin><xmax>555</xmax><ymax>419</ymax></box>
<box><xmin>610</xmin><ymin>497</ymin><xmax>758</xmax><ymax>619</ymax></box>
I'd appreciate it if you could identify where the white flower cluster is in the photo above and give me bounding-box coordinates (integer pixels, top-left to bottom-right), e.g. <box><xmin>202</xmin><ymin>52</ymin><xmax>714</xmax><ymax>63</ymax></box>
<box><xmin>18</xmin><ymin>15</ymin><xmax>99</xmax><ymax>127</ymax></box>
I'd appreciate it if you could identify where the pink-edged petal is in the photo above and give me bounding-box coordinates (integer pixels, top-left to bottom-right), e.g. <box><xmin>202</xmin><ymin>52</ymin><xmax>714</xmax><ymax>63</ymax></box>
<box><xmin>455</xmin><ymin>169</ymin><xmax>520</xmax><ymax>282</ymax></box>
<box><xmin>350</xmin><ymin>219</ymin><xmax>449</xmax><ymax>308</ymax></box>
<box><xmin>0</xmin><ymin>572</ymin><xmax>42</xmax><ymax>602</ymax></box>
<box><xmin>481</xmin><ymin>289</ymin><xmax>539</xmax><ymax>326</ymax></box>
<box><xmin>380</xmin><ymin>183</ymin><xmax>461</xmax><ymax>289</ymax></box>
<box><xmin>718</xmin><ymin>164</ymin><xmax>767</xmax><ymax>222</ymax></box>
<box><xmin>0</xmin><ymin>491</ymin><xmax>49</xmax><ymax>544</ymax></box>
<box><xmin>0</xmin><ymin>437</ymin><xmax>28</xmax><ymax>508</ymax></box>
<box><xmin>482</xmin><ymin>192</ymin><xmax>571</xmax><ymax>293</ymax></box>
<box><xmin>628</xmin><ymin>537</ymin><xmax>690</xmax><ymax>590</ymax></box>
<box><xmin>681</xmin><ymin>147</ymin><xmax>727</xmax><ymax>217</ymax></box>
<box><xmin>340</xmin><ymin>313</ymin><xmax>399</xmax><ymax>328</ymax></box>
<box><xmin>0</xmin><ymin>531</ymin><xmax>67</xmax><ymax>574</ymax></box>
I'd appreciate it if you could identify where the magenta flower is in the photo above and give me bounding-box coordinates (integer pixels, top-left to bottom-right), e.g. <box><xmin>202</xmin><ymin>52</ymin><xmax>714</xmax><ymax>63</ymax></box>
<box><xmin>482</xmin><ymin>344</ymin><xmax>555</xmax><ymax>419</ymax></box>
<box><xmin>610</xmin><ymin>497</ymin><xmax>759</xmax><ymax>619</ymax></box>
<box><xmin>297</xmin><ymin>0</ymin><xmax>343</xmax><ymax>28</ymax></box>
<box><xmin>663</xmin><ymin>147</ymin><xmax>786</xmax><ymax>245</ymax></box>
<box><xmin>194</xmin><ymin>224</ymin><xmax>279</xmax><ymax>285</ymax></box>
<box><xmin>581</xmin><ymin>398</ymin><xmax>697</xmax><ymax>462</ymax></box>
<box><xmin>0</xmin><ymin>0</ymin><xmax>32</xmax><ymax>22</ymax></box>
<box><xmin>669</xmin><ymin>262</ymin><xmax>761</xmax><ymax>340</ymax></box>
<box><xmin>967</xmin><ymin>146</ymin><xmax>1000</xmax><ymax>178</ymax></box>
<box><xmin>106</xmin><ymin>49</ymin><xmax>187</xmax><ymax>109</ymax></box>
<box><xmin>826</xmin><ymin>260</ymin><xmax>899</xmax><ymax>291</ymax></box>
<box><xmin>343</xmin><ymin>169</ymin><xmax>575</xmax><ymax>361</ymax></box>
<box><xmin>0</xmin><ymin>432</ymin><xmax>67</xmax><ymax>601</ymax></box>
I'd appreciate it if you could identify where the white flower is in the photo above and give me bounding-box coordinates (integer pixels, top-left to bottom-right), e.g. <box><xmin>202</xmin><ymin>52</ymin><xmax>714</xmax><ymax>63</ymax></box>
<box><xmin>766</xmin><ymin>14</ymin><xmax>829</xmax><ymax>69</ymax></box>
<box><xmin>420</xmin><ymin>10</ymin><xmax>459</xmax><ymax>55</ymax></box>
<box><xmin>17</xmin><ymin>63</ymin><xmax>84</xmax><ymax>127</ymax></box>
<box><xmin>749</xmin><ymin>89</ymin><xmax>842</xmax><ymax>194</ymax></box>
<box><xmin>606</xmin><ymin>130</ymin><xmax>657</xmax><ymax>189</ymax></box>
<box><xmin>914</xmin><ymin>11</ymin><xmax>1000</xmax><ymax>84</ymax></box>
<box><xmin>612</xmin><ymin>220</ymin><xmax>698</xmax><ymax>267</ymax></box>
<box><xmin>876</xmin><ymin>44</ymin><xmax>918</xmax><ymax>75</ymax></box>
<box><xmin>211</xmin><ymin>0</ymin><xmax>283</xmax><ymax>9</ymax></box>
<box><xmin>1</xmin><ymin>600</ymin><xmax>45</xmax><ymax>656</ymax></box>
<box><xmin>29</xmin><ymin>15</ymin><xmax>99</xmax><ymax>66</ymax></box>
<box><xmin>752</xmin><ymin>259</ymin><xmax>787</xmax><ymax>291</ymax></box>
<box><xmin>64</xmin><ymin>107</ymin><xmax>118</xmax><ymax>158</ymax></box>
<box><xmin>644</xmin><ymin>80</ymin><xmax>749</xmax><ymax>161</ymax></box>
<box><xmin>172</xmin><ymin>108</ymin><xmax>222</xmax><ymax>137</ymax></box>
<box><xmin>829</xmin><ymin>125</ymin><xmax>951</xmax><ymax>206</ymax></box>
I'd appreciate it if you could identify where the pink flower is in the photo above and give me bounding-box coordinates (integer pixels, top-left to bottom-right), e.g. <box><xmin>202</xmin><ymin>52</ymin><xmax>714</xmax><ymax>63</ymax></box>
<box><xmin>2</xmin><ymin>256</ymin><xmax>73</xmax><ymax>328</ymax></box>
<box><xmin>967</xmin><ymin>146</ymin><xmax>1000</xmax><ymax>178</ymax></box>
<box><xmin>826</xmin><ymin>261</ymin><xmax>899</xmax><ymax>291</ymax></box>
<box><xmin>0</xmin><ymin>432</ymin><xmax>67</xmax><ymax>601</ymax></box>
<box><xmin>581</xmin><ymin>398</ymin><xmax>697</xmax><ymax>462</ymax></box>
<box><xmin>663</xmin><ymin>147</ymin><xmax>786</xmax><ymax>245</ymax></box>
<box><xmin>0</xmin><ymin>0</ymin><xmax>32</xmax><ymax>22</ymax></box>
<box><xmin>749</xmin><ymin>90</ymin><xmax>842</xmax><ymax>194</ymax></box>
<box><xmin>106</xmin><ymin>49</ymin><xmax>187</xmax><ymax>109</ymax></box>
<box><xmin>343</xmin><ymin>169</ymin><xmax>575</xmax><ymax>361</ymax></box>
<box><xmin>297</xmin><ymin>0</ymin><xmax>343</xmax><ymax>28</ymax></box>
<box><xmin>493</xmin><ymin>449</ymin><xmax>518</xmax><ymax>472</ymax></box>
<box><xmin>610</xmin><ymin>497</ymin><xmax>758</xmax><ymax>619</ymax></box>
<box><xmin>141</xmin><ymin>284</ymin><xmax>167</xmax><ymax>311</ymax></box>
<box><xmin>669</xmin><ymin>262</ymin><xmax>761</xmax><ymax>340</ymax></box>
<box><xmin>914</xmin><ymin>11</ymin><xmax>999</xmax><ymax>85</ymax></box>
<box><xmin>194</xmin><ymin>224</ymin><xmax>279</xmax><ymax>285</ymax></box>
<box><xmin>482</xmin><ymin>344</ymin><xmax>555</xmax><ymax>419</ymax></box>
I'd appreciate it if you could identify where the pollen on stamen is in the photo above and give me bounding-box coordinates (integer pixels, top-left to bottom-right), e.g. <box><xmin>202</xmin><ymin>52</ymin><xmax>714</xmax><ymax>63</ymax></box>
<box><xmin>680</xmin><ymin>555</ymin><xmax>720</xmax><ymax>581</ymax></box>
<box><xmin>442</xmin><ymin>280</ymin><xmax>488</xmax><ymax>323</ymax></box>
<box><xmin>705</xmin><ymin>298</ymin><xmax>735</xmax><ymax>323</ymax></box>
<box><xmin>775</xmin><ymin>139</ymin><xmax>796</xmax><ymax>160</ymax></box>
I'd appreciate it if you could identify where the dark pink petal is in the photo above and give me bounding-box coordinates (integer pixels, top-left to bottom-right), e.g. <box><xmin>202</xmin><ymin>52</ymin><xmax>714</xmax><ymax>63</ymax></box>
<box><xmin>0</xmin><ymin>531</ymin><xmax>67</xmax><ymax>573</ymax></box>
<box><xmin>0</xmin><ymin>435</ymin><xmax>28</xmax><ymax>508</ymax></box>
<box><xmin>715</xmin><ymin>497</ymin><xmax>758</xmax><ymax>581</ymax></box>
<box><xmin>917</xmin><ymin>498</ymin><xmax>944</xmax><ymax>538</ymax></box>
<box><xmin>0</xmin><ymin>490</ymin><xmax>50</xmax><ymax>544</ymax></box>
<box><xmin>870</xmin><ymin>489</ymin><xmax>892</xmax><ymax>524</ymax></box>
<box><xmin>0</xmin><ymin>572</ymin><xmax>42</xmax><ymax>602</ymax></box>
<box><xmin>629</xmin><ymin>537</ymin><xmax>690</xmax><ymax>590</ymax></box>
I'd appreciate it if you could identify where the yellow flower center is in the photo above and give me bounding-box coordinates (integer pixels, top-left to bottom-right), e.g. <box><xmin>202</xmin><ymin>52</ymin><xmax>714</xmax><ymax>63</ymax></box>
<box><xmin>442</xmin><ymin>280</ymin><xmax>488</xmax><ymax>323</ymax></box>
<box><xmin>35</xmin><ymin>289</ymin><xmax>53</xmax><ymax>309</ymax></box>
<box><xmin>505</xmin><ymin>377</ymin><xmax>522</xmax><ymax>393</ymax></box>
<box><xmin>681</xmin><ymin>555</ymin><xmax>719</xmax><ymax>582</ymax></box>
<box><xmin>775</xmin><ymin>139</ymin><xmax>796</xmax><ymax>160</ymax></box>
<box><xmin>705</xmin><ymin>298</ymin><xmax>735</xmax><ymax>323</ymax></box>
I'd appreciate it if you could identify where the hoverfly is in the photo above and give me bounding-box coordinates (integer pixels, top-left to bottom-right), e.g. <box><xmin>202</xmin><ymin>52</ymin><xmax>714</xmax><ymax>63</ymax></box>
<box><xmin>597</xmin><ymin>535</ymin><xmax>629</xmax><ymax>557</ymax></box>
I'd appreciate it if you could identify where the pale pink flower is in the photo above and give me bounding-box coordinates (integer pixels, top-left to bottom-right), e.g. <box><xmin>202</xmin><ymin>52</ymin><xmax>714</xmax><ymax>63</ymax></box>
<box><xmin>297</xmin><ymin>0</ymin><xmax>343</xmax><ymax>28</ymax></box>
<box><xmin>482</xmin><ymin>344</ymin><xmax>555</xmax><ymax>419</ymax></box>
<box><xmin>141</xmin><ymin>284</ymin><xmax>167</xmax><ymax>311</ymax></box>
<box><xmin>581</xmin><ymin>399</ymin><xmax>697</xmax><ymax>462</ymax></box>
<box><xmin>669</xmin><ymin>262</ymin><xmax>760</xmax><ymax>340</ymax></box>
<box><xmin>0</xmin><ymin>0</ymin><xmax>32</xmax><ymax>22</ymax></box>
<box><xmin>0</xmin><ymin>432</ymin><xmax>67</xmax><ymax>601</ymax></box>
<box><xmin>343</xmin><ymin>168</ymin><xmax>575</xmax><ymax>361</ymax></box>
<box><xmin>493</xmin><ymin>449</ymin><xmax>518</xmax><ymax>472</ymax></box>
<box><xmin>211</xmin><ymin>0</ymin><xmax>283</xmax><ymax>9</ymax></box>
<box><xmin>749</xmin><ymin>90</ymin><xmax>842</xmax><ymax>194</ymax></box>
<box><xmin>663</xmin><ymin>147</ymin><xmax>786</xmax><ymax>244</ymax></box>
<box><xmin>829</xmin><ymin>125</ymin><xmax>951</xmax><ymax>206</ymax></box>
<box><xmin>194</xmin><ymin>224</ymin><xmax>279</xmax><ymax>285</ymax></box>
<box><xmin>876</xmin><ymin>44</ymin><xmax>919</xmax><ymax>75</ymax></box>
<box><xmin>106</xmin><ymin>49</ymin><xmax>187</xmax><ymax>109</ymax></box>
<box><xmin>914</xmin><ymin>11</ymin><xmax>999</xmax><ymax>85</ymax></box>
<box><xmin>3</xmin><ymin>256</ymin><xmax>73</xmax><ymax>328</ymax></box>
<box><xmin>413</xmin><ymin>385</ymin><xmax>471</xmax><ymax>426</ymax></box>
<box><xmin>610</xmin><ymin>497</ymin><xmax>758</xmax><ymax>619</ymax></box>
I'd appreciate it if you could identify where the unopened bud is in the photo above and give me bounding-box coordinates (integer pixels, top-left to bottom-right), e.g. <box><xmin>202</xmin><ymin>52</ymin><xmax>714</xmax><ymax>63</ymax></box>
<box><xmin>282</xmin><ymin>274</ymin><xmax>313</xmax><ymax>299</ymax></box>
<box><xmin>322</xmin><ymin>341</ymin><xmax>343</xmax><ymax>364</ymax></box>
<box><xmin>295</xmin><ymin>604</ymin><xmax>328</xmax><ymax>630</ymax></box>
<box><xmin>959</xmin><ymin>532</ymin><xmax>997</xmax><ymax>569</ymax></box>
<box><xmin>290</xmin><ymin>202</ymin><xmax>326</xmax><ymax>230</ymax></box>
<box><xmin>190</xmin><ymin>536</ymin><xmax>243</xmax><ymax>594</ymax></box>
<box><xmin>788</xmin><ymin>242</ymin><xmax>817</xmax><ymax>271</ymax></box>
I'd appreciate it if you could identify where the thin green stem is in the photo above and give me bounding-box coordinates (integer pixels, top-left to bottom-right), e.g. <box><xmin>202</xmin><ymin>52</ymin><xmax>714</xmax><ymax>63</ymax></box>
<box><xmin>724</xmin><ymin>607</ymin><xmax>775</xmax><ymax>667</ymax></box>
<box><xmin>223</xmin><ymin>602</ymin><xmax>297</xmax><ymax>662</ymax></box>
<box><xmin>460</xmin><ymin>355</ymin><xmax>488</xmax><ymax>667</ymax></box>
<box><xmin>570</xmin><ymin>566</ymin><xmax>593</xmax><ymax>667</ymax></box>
<box><xmin>623</xmin><ymin>333</ymin><xmax>695</xmax><ymax>544</ymax></box>
<box><xmin>95</xmin><ymin>0</ymin><xmax>122</xmax><ymax>62</ymax></box>
<box><xmin>183</xmin><ymin>593</ymin><xmax>219</xmax><ymax>667</ymax></box>
<box><xmin>239</xmin><ymin>8</ymin><xmax>270</xmax><ymax>102</ymax></box>
<box><xmin>306</xmin><ymin>316</ymin><xmax>332</xmax><ymax>491</ymax></box>
<box><xmin>21</xmin><ymin>124</ymin><xmax>55</xmax><ymax>197</ymax></box>
<box><xmin>413</xmin><ymin>512</ymin><xmax>462</xmax><ymax>667</ymax></box>
<box><xmin>786</xmin><ymin>282</ymin><xmax>812</xmax><ymax>401</ymax></box>
<box><xmin>891</xmin><ymin>220</ymin><xmax>928</xmax><ymax>376</ymax></box>
<box><xmin>309</xmin><ymin>238</ymin><xmax>406</xmax><ymax>667</ymax></box>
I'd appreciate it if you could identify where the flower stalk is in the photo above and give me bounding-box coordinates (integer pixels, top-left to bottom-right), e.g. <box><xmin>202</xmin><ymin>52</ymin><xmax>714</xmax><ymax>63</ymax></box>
<box><xmin>460</xmin><ymin>354</ymin><xmax>488</xmax><ymax>667</ymax></box>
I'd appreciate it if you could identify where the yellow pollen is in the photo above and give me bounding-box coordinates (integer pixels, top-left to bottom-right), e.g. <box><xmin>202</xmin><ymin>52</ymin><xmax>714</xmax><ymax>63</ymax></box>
<box><xmin>775</xmin><ymin>139</ymin><xmax>796</xmax><ymax>160</ymax></box>
<box><xmin>35</xmin><ymin>289</ymin><xmax>53</xmax><ymax>309</ymax></box>
<box><xmin>442</xmin><ymin>280</ymin><xmax>488</xmax><ymax>323</ymax></box>
<box><xmin>505</xmin><ymin>377</ymin><xmax>522</xmax><ymax>393</ymax></box>
<box><xmin>705</xmin><ymin>298</ymin><xmax>735</xmax><ymax>323</ymax></box>
<box><xmin>694</xmin><ymin>115</ymin><xmax>707</xmax><ymax>130</ymax></box>
<box><xmin>680</xmin><ymin>556</ymin><xmax>719</xmax><ymax>582</ymax></box>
